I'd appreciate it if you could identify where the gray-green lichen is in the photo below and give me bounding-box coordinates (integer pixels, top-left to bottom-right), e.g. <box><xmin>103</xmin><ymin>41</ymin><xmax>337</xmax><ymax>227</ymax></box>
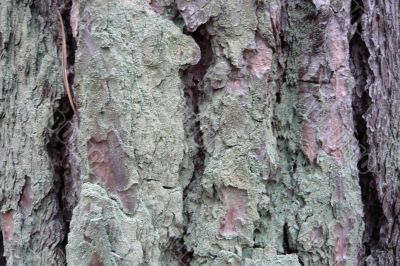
<box><xmin>0</xmin><ymin>1</ymin><xmax>70</xmax><ymax>264</ymax></box>
<box><xmin>67</xmin><ymin>0</ymin><xmax>365</xmax><ymax>265</ymax></box>
<box><xmin>175</xmin><ymin>0</ymin><xmax>363</xmax><ymax>265</ymax></box>
<box><xmin>2</xmin><ymin>0</ymin><xmax>396</xmax><ymax>265</ymax></box>
<box><xmin>67</xmin><ymin>0</ymin><xmax>200</xmax><ymax>264</ymax></box>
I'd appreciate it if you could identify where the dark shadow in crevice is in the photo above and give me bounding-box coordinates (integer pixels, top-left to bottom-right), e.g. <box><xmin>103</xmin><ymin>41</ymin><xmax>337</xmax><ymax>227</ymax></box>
<box><xmin>182</xmin><ymin>23</ymin><xmax>213</xmax><ymax>201</ymax></box>
<box><xmin>46</xmin><ymin>0</ymin><xmax>80</xmax><ymax>256</ymax></box>
<box><xmin>351</xmin><ymin>0</ymin><xmax>364</xmax><ymax>24</ymax></box>
<box><xmin>282</xmin><ymin>222</ymin><xmax>304</xmax><ymax>265</ymax></box>
<box><xmin>167</xmin><ymin>237</ymin><xmax>194</xmax><ymax>266</ymax></box>
<box><xmin>0</xmin><ymin>232</ymin><xmax>6</xmax><ymax>266</ymax></box>
<box><xmin>176</xmin><ymin>23</ymin><xmax>214</xmax><ymax>265</ymax></box>
<box><xmin>283</xmin><ymin>222</ymin><xmax>295</xmax><ymax>255</ymax></box>
<box><xmin>349</xmin><ymin>3</ymin><xmax>384</xmax><ymax>261</ymax></box>
<box><xmin>59</xmin><ymin>1</ymin><xmax>77</xmax><ymax>90</ymax></box>
<box><xmin>45</xmin><ymin>97</ymin><xmax>75</xmax><ymax>257</ymax></box>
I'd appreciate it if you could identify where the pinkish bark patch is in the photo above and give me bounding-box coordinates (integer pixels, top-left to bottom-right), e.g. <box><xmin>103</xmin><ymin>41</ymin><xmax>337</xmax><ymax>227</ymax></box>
<box><xmin>117</xmin><ymin>186</ymin><xmax>138</xmax><ymax>212</ymax></box>
<box><xmin>302</xmin><ymin>122</ymin><xmax>318</xmax><ymax>164</ymax></box>
<box><xmin>19</xmin><ymin>176</ymin><xmax>33</xmax><ymax>217</ymax></box>
<box><xmin>255</xmin><ymin>143</ymin><xmax>266</xmax><ymax>162</ymax></box>
<box><xmin>87</xmin><ymin>131</ymin><xmax>137</xmax><ymax>212</ymax></box>
<box><xmin>331</xmin><ymin>73</ymin><xmax>348</xmax><ymax>100</ymax></box>
<box><xmin>70</xmin><ymin>2</ymin><xmax>80</xmax><ymax>38</ymax></box>
<box><xmin>218</xmin><ymin>186</ymin><xmax>248</xmax><ymax>238</ymax></box>
<box><xmin>243</xmin><ymin>36</ymin><xmax>273</xmax><ymax>79</ymax></box>
<box><xmin>333</xmin><ymin>223</ymin><xmax>351</xmax><ymax>266</ymax></box>
<box><xmin>322</xmin><ymin>110</ymin><xmax>344</xmax><ymax>162</ymax></box>
<box><xmin>226</xmin><ymin>79</ymin><xmax>247</xmax><ymax>96</ymax></box>
<box><xmin>310</xmin><ymin>227</ymin><xmax>323</xmax><ymax>247</ymax></box>
<box><xmin>88</xmin><ymin>132</ymin><xmax>128</xmax><ymax>190</ymax></box>
<box><xmin>82</xmin><ymin>29</ymin><xmax>97</xmax><ymax>58</ymax></box>
<box><xmin>2</xmin><ymin>211</ymin><xmax>14</xmax><ymax>243</ymax></box>
<box><xmin>148</xmin><ymin>0</ymin><xmax>165</xmax><ymax>14</ymax></box>
<box><xmin>327</xmin><ymin>18</ymin><xmax>347</xmax><ymax>70</ymax></box>
<box><xmin>176</xmin><ymin>0</ymin><xmax>212</xmax><ymax>32</ymax></box>
<box><xmin>333</xmin><ymin>177</ymin><xmax>345</xmax><ymax>205</ymax></box>
<box><xmin>89</xmin><ymin>252</ymin><xmax>104</xmax><ymax>266</ymax></box>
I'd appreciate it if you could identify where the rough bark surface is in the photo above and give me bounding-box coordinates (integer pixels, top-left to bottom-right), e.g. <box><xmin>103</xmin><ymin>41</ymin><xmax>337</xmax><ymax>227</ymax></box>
<box><xmin>357</xmin><ymin>0</ymin><xmax>400</xmax><ymax>264</ymax></box>
<box><xmin>0</xmin><ymin>0</ymin><xmax>79</xmax><ymax>265</ymax></box>
<box><xmin>0</xmin><ymin>0</ymin><xmax>399</xmax><ymax>265</ymax></box>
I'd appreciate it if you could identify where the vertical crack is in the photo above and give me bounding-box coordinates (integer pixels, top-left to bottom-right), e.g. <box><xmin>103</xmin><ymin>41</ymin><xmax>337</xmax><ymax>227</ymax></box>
<box><xmin>349</xmin><ymin>0</ymin><xmax>383</xmax><ymax>261</ymax></box>
<box><xmin>283</xmin><ymin>222</ymin><xmax>303</xmax><ymax>265</ymax></box>
<box><xmin>182</xmin><ymin>24</ymin><xmax>213</xmax><ymax>200</ymax></box>
<box><xmin>44</xmin><ymin>0</ymin><xmax>80</xmax><ymax>259</ymax></box>
<box><xmin>282</xmin><ymin>222</ymin><xmax>292</xmax><ymax>254</ymax></box>
<box><xmin>0</xmin><ymin>232</ymin><xmax>5</xmax><ymax>266</ymax></box>
<box><xmin>45</xmin><ymin>98</ymin><xmax>78</xmax><ymax>258</ymax></box>
<box><xmin>283</xmin><ymin>222</ymin><xmax>296</xmax><ymax>254</ymax></box>
<box><xmin>60</xmin><ymin>1</ymin><xmax>77</xmax><ymax>94</ymax></box>
<box><xmin>58</xmin><ymin>0</ymin><xmax>77</xmax><ymax>112</ymax></box>
<box><xmin>166</xmin><ymin>237</ymin><xmax>194</xmax><ymax>266</ymax></box>
<box><xmin>168</xmin><ymin>23</ymin><xmax>213</xmax><ymax>265</ymax></box>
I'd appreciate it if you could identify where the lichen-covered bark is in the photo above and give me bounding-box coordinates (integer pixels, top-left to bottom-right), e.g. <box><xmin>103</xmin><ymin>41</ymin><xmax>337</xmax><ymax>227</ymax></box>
<box><xmin>177</xmin><ymin>0</ymin><xmax>364</xmax><ymax>264</ymax></box>
<box><xmin>66</xmin><ymin>1</ymin><xmax>199</xmax><ymax>265</ymax></box>
<box><xmin>1</xmin><ymin>0</ymin><xmax>399</xmax><ymax>265</ymax></box>
<box><xmin>0</xmin><ymin>0</ymin><xmax>78</xmax><ymax>265</ymax></box>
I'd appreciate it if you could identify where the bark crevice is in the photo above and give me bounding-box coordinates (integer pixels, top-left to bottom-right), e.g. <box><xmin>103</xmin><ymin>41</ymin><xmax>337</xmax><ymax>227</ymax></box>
<box><xmin>44</xmin><ymin>0</ymin><xmax>80</xmax><ymax>257</ymax></box>
<box><xmin>283</xmin><ymin>222</ymin><xmax>303</xmax><ymax>265</ymax></box>
<box><xmin>167</xmin><ymin>237</ymin><xmax>194</xmax><ymax>266</ymax></box>
<box><xmin>349</xmin><ymin>2</ymin><xmax>383</xmax><ymax>261</ymax></box>
<box><xmin>283</xmin><ymin>222</ymin><xmax>296</xmax><ymax>255</ymax></box>
<box><xmin>45</xmin><ymin>97</ymin><xmax>76</xmax><ymax>257</ymax></box>
<box><xmin>0</xmin><ymin>232</ymin><xmax>5</xmax><ymax>266</ymax></box>
<box><xmin>59</xmin><ymin>1</ymin><xmax>77</xmax><ymax>91</ymax></box>
<box><xmin>182</xmin><ymin>24</ymin><xmax>213</xmax><ymax>200</ymax></box>
<box><xmin>175</xmin><ymin>23</ymin><xmax>214</xmax><ymax>265</ymax></box>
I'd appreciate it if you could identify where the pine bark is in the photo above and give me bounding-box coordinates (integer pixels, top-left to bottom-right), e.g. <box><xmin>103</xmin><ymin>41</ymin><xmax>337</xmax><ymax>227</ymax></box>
<box><xmin>0</xmin><ymin>0</ymin><xmax>398</xmax><ymax>265</ymax></box>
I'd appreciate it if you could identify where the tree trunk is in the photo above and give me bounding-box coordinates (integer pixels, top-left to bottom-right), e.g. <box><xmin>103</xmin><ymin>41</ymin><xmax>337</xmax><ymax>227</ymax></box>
<box><xmin>0</xmin><ymin>0</ymin><xmax>398</xmax><ymax>265</ymax></box>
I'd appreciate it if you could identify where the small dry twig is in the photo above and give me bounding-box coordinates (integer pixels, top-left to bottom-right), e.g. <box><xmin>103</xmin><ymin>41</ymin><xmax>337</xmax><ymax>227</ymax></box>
<box><xmin>57</xmin><ymin>9</ymin><xmax>76</xmax><ymax>113</ymax></box>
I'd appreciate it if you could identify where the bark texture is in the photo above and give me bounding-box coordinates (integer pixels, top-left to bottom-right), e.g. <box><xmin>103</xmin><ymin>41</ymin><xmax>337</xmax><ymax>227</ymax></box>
<box><xmin>357</xmin><ymin>0</ymin><xmax>400</xmax><ymax>264</ymax></box>
<box><xmin>0</xmin><ymin>0</ymin><xmax>79</xmax><ymax>265</ymax></box>
<box><xmin>0</xmin><ymin>0</ymin><xmax>399</xmax><ymax>265</ymax></box>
